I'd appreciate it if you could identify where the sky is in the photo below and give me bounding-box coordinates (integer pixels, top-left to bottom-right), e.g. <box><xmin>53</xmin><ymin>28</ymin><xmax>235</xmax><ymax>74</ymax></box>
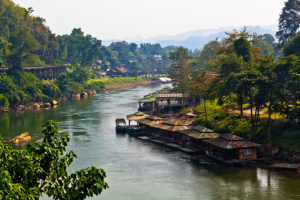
<box><xmin>13</xmin><ymin>0</ymin><xmax>286</xmax><ymax>40</ymax></box>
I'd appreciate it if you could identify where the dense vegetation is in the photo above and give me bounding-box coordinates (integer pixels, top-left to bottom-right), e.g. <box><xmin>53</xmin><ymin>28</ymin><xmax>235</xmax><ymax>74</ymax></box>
<box><xmin>169</xmin><ymin>0</ymin><xmax>300</xmax><ymax>150</ymax></box>
<box><xmin>0</xmin><ymin>120</ymin><xmax>108</xmax><ymax>199</ymax></box>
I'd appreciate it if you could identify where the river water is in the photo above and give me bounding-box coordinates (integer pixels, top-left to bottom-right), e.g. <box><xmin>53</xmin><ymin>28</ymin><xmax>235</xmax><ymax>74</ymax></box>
<box><xmin>1</xmin><ymin>83</ymin><xmax>300</xmax><ymax>200</ymax></box>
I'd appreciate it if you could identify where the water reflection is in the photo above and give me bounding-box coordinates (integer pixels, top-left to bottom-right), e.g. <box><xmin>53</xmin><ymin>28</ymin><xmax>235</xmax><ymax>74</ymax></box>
<box><xmin>1</xmin><ymin>83</ymin><xmax>300</xmax><ymax>200</ymax></box>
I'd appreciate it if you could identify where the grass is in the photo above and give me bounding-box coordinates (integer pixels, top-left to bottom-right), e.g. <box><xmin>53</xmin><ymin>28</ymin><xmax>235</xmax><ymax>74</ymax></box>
<box><xmin>87</xmin><ymin>77</ymin><xmax>149</xmax><ymax>86</ymax></box>
<box><xmin>195</xmin><ymin>100</ymin><xmax>223</xmax><ymax>112</ymax></box>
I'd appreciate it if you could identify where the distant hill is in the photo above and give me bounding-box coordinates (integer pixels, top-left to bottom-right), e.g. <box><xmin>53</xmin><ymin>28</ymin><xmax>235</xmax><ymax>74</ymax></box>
<box><xmin>102</xmin><ymin>25</ymin><xmax>277</xmax><ymax>50</ymax></box>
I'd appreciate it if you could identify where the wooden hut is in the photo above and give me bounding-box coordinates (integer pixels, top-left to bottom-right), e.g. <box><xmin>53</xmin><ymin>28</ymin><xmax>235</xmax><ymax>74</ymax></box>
<box><xmin>126</xmin><ymin>112</ymin><xmax>148</xmax><ymax>125</ymax></box>
<box><xmin>150</xmin><ymin>121</ymin><xmax>189</xmax><ymax>142</ymax></box>
<box><xmin>136</xmin><ymin>115</ymin><xmax>164</xmax><ymax>135</ymax></box>
<box><xmin>178</xmin><ymin>126</ymin><xmax>219</xmax><ymax>149</ymax></box>
<box><xmin>204</xmin><ymin>133</ymin><xmax>260</xmax><ymax>161</ymax></box>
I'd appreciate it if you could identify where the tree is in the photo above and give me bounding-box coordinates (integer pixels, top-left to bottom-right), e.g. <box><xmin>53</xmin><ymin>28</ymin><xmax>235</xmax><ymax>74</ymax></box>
<box><xmin>168</xmin><ymin>46</ymin><xmax>193</xmax><ymax>93</ymax></box>
<box><xmin>0</xmin><ymin>36</ymin><xmax>9</xmax><ymax>67</ymax></box>
<box><xmin>109</xmin><ymin>57</ymin><xmax>121</xmax><ymax>68</ymax></box>
<box><xmin>218</xmin><ymin>27</ymin><xmax>262</xmax><ymax>61</ymax></box>
<box><xmin>131</xmin><ymin>60</ymin><xmax>142</xmax><ymax>71</ymax></box>
<box><xmin>276</xmin><ymin>0</ymin><xmax>300</xmax><ymax>48</ymax></box>
<box><xmin>234</xmin><ymin>37</ymin><xmax>252</xmax><ymax>62</ymax></box>
<box><xmin>133</xmin><ymin>70</ymin><xmax>138</xmax><ymax>79</ymax></box>
<box><xmin>129</xmin><ymin>43</ymin><xmax>138</xmax><ymax>53</ymax></box>
<box><xmin>7</xmin><ymin>25</ymin><xmax>38</xmax><ymax>73</ymax></box>
<box><xmin>0</xmin><ymin>120</ymin><xmax>108</xmax><ymax>199</ymax></box>
<box><xmin>188</xmin><ymin>71</ymin><xmax>211</xmax><ymax>120</ymax></box>
<box><xmin>283</xmin><ymin>33</ymin><xmax>300</xmax><ymax>56</ymax></box>
<box><xmin>196</xmin><ymin>40</ymin><xmax>221</xmax><ymax>70</ymax></box>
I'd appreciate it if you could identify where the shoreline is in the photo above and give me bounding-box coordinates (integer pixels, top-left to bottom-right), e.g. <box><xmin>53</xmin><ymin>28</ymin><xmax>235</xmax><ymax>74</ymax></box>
<box><xmin>105</xmin><ymin>80</ymin><xmax>153</xmax><ymax>90</ymax></box>
<box><xmin>0</xmin><ymin>80</ymin><xmax>155</xmax><ymax>115</ymax></box>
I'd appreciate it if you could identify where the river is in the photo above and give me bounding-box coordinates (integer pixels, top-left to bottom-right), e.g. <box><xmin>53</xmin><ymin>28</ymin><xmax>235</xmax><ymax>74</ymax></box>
<box><xmin>1</xmin><ymin>83</ymin><xmax>300</xmax><ymax>200</ymax></box>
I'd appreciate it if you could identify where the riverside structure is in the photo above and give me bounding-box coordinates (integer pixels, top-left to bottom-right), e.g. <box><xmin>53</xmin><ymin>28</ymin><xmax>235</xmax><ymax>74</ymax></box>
<box><xmin>2</xmin><ymin>83</ymin><xmax>300</xmax><ymax>199</ymax></box>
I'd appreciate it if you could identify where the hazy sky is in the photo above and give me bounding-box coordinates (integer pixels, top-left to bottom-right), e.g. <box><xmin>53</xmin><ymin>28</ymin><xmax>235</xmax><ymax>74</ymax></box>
<box><xmin>13</xmin><ymin>0</ymin><xmax>286</xmax><ymax>40</ymax></box>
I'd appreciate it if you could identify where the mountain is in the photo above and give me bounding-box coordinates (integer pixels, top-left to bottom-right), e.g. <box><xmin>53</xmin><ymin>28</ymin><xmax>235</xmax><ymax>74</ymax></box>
<box><xmin>102</xmin><ymin>25</ymin><xmax>277</xmax><ymax>49</ymax></box>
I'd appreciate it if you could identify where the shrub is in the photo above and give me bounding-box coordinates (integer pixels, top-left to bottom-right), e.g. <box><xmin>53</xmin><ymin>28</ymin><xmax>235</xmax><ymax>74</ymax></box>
<box><xmin>0</xmin><ymin>94</ymin><xmax>9</xmax><ymax>110</ymax></box>
<box><xmin>67</xmin><ymin>81</ymin><xmax>83</xmax><ymax>94</ymax></box>
<box><xmin>84</xmin><ymin>81</ymin><xmax>104</xmax><ymax>92</ymax></box>
<box><xmin>22</xmin><ymin>54</ymin><xmax>45</xmax><ymax>66</ymax></box>
<box><xmin>41</xmin><ymin>84</ymin><xmax>62</xmax><ymax>100</ymax></box>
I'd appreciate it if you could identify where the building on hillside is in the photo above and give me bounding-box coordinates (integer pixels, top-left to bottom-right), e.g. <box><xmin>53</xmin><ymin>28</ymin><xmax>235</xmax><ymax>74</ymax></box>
<box><xmin>204</xmin><ymin>133</ymin><xmax>260</xmax><ymax>162</ymax></box>
<box><xmin>114</xmin><ymin>67</ymin><xmax>131</xmax><ymax>77</ymax></box>
<box><xmin>97</xmin><ymin>71</ymin><xmax>106</xmax><ymax>78</ymax></box>
<box><xmin>154</xmin><ymin>55</ymin><xmax>162</xmax><ymax>61</ymax></box>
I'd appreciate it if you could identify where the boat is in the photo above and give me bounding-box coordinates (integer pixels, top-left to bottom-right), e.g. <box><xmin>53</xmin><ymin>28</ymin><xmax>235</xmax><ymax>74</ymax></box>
<box><xmin>115</xmin><ymin>118</ymin><xmax>126</xmax><ymax>132</ymax></box>
<box><xmin>126</xmin><ymin>125</ymin><xmax>145</xmax><ymax>136</ymax></box>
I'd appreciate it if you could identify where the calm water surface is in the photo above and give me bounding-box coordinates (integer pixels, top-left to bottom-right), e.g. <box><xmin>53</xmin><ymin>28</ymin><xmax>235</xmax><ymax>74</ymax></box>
<box><xmin>1</xmin><ymin>83</ymin><xmax>300</xmax><ymax>200</ymax></box>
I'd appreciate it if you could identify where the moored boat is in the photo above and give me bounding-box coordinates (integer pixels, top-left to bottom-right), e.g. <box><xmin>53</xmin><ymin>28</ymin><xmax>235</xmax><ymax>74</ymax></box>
<box><xmin>126</xmin><ymin>125</ymin><xmax>145</xmax><ymax>136</ymax></box>
<box><xmin>115</xmin><ymin>118</ymin><xmax>126</xmax><ymax>132</ymax></box>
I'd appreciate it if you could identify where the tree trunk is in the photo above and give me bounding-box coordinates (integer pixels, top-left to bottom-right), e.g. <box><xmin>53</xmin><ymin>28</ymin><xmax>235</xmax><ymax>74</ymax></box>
<box><xmin>249</xmin><ymin>87</ymin><xmax>255</xmax><ymax>142</ymax></box>
<box><xmin>239</xmin><ymin>93</ymin><xmax>243</xmax><ymax>116</ymax></box>
<box><xmin>204</xmin><ymin>98</ymin><xmax>207</xmax><ymax>121</ymax></box>
<box><xmin>267</xmin><ymin>92</ymin><xmax>273</xmax><ymax>143</ymax></box>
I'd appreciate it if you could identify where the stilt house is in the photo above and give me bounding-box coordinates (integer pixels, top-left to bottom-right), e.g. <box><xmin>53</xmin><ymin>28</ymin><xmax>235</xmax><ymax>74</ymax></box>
<box><xmin>204</xmin><ymin>133</ymin><xmax>260</xmax><ymax>160</ymax></box>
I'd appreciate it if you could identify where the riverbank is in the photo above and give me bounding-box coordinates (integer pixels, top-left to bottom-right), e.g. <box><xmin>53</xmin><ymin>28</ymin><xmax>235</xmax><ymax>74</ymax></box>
<box><xmin>0</xmin><ymin>79</ymin><xmax>156</xmax><ymax>114</ymax></box>
<box><xmin>105</xmin><ymin>80</ymin><xmax>152</xmax><ymax>90</ymax></box>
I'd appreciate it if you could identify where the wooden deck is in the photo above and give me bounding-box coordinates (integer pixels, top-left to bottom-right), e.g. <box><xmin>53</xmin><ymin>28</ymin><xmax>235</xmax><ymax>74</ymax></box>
<box><xmin>206</xmin><ymin>153</ymin><xmax>242</xmax><ymax>165</ymax></box>
<box><xmin>138</xmin><ymin>136</ymin><xmax>151</xmax><ymax>141</ymax></box>
<box><xmin>165</xmin><ymin>143</ymin><xmax>182</xmax><ymax>148</ymax></box>
<box><xmin>150</xmin><ymin>139</ymin><xmax>166</xmax><ymax>144</ymax></box>
<box><xmin>179</xmin><ymin>147</ymin><xmax>196</xmax><ymax>153</ymax></box>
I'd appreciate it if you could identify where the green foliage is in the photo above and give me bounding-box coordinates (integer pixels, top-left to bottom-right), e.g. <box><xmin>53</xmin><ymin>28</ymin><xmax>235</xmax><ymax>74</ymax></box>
<box><xmin>84</xmin><ymin>81</ymin><xmax>105</xmax><ymax>92</ymax></box>
<box><xmin>0</xmin><ymin>94</ymin><xmax>9</xmax><ymax>110</ymax></box>
<box><xmin>168</xmin><ymin>46</ymin><xmax>193</xmax><ymax>93</ymax></box>
<box><xmin>0</xmin><ymin>36</ymin><xmax>9</xmax><ymax>67</ymax></box>
<box><xmin>66</xmin><ymin>81</ymin><xmax>83</xmax><ymax>94</ymax></box>
<box><xmin>0</xmin><ymin>120</ymin><xmax>108</xmax><ymax>199</ymax></box>
<box><xmin>276</xmin><ymin>0</ymin><xmax>300</xmax><ymax>48</ymax></box>
<box><xmin>109</xmin><ymin>57</ymin><xmax>121</xmax><ymax>68</ymax></box>
<box><xmin>40</xmin><ymin>84</ymin><xmax>62</xmax><ymax>100</ymax></box>
<box><xmin>283</xmin><ymin>33</ymin><xmax>300</xmax><ymax>56</ymax></box>
<box><xmin>234</xmin><ymin>37</ymin><xmax>252</xmax><ymax>62</ymax></box>
<box><xmin>130</xmin><ymin>60</ymin><xmax>142</xmax><ymax>71</ymax></box>
<box><xmin>22</xmin><ymin>54</ymin><xmax>45</xmax><ymax>66</ymax></box>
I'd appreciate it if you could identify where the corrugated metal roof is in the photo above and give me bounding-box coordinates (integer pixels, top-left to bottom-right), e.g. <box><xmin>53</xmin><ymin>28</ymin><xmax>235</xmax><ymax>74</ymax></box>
<box><xmin>192</xmin><ymin>126</ymin><xmax>213</xmax><ymax>133</ymax></box>
<box><xmin>151</xmin><ymin>124</ymin><xmax>189</xmax><ymax>131</ymax></box>
<box><xmin>127</xmin><ymin>115</ymin><xmax>146</xmax><ymax>121</ymax></box>
<box><xmin>204</xmin><ymin>137</ymin><xmax>260</xmax><ymax>149</ymax></box>
<box><xmin>178</xmin><ymin>129</ymin><xmax>219</xmax><ymax>139</ymax></box>
<box><xmin>146</xmin><ymin>116</ymin><xmax>163</xmax><ymax>120</ymax></box>
<box><xmin>163</xmin><ymin>121</ymin><xmax>183</xmax><ymax>126</ymax></box>
<box><xmin>138</xmin><ymin>98</ymin><xmax>156</xmax><ymax>103</ymax></box>
<box><xmin>136</xmin><ymin>119</ymin><xmax>163</xmax><ymax>126</ymax></box>
<box><xmin>219</xmin><ymin>133</ymin><xmax>244</xmax><ymax>141</ymax></box>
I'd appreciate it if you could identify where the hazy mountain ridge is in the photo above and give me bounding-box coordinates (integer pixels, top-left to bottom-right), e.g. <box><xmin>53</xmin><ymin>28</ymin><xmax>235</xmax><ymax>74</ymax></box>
<box><xmin>102</xmin><ymin>25</ymin><xmax>277</xmax><ymax>49</ymax></box>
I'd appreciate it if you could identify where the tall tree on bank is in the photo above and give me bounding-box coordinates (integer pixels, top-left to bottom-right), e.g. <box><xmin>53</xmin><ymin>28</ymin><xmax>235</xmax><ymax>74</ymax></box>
<box><xmin>168</xmin><ymin>46</ymin><xmax>193</xmax><ymax>93</ymax></box>
<box><xmin>276</xmin><ymin>0</ymin><xmax>300</xmax><ymax>48</ymax></box>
